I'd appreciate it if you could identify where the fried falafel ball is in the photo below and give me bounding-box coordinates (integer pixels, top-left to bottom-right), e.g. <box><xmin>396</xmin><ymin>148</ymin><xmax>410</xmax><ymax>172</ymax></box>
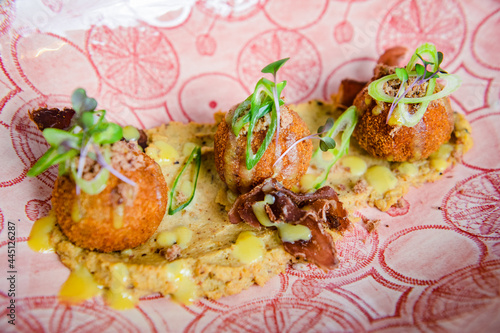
<box><xmin>352</xmin><ymin>63</ymin><xmax>454</xmax><ymax>162</ymax></box>
<box><xmin>52</xmin><ymin>141</ymin><xmax>168</xmax><ymax>252</ymax></box>
<box><xmin>214</xmin><ymin>105</ymin><xmax>313</xmax><ymax>193</ymax></box>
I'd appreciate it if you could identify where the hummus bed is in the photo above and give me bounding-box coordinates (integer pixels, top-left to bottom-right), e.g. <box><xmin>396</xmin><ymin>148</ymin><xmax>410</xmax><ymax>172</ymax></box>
<box><xmin>50</xmin><ymin>99</ymin><xmax>472</xmax><ymax>304</ymax></box>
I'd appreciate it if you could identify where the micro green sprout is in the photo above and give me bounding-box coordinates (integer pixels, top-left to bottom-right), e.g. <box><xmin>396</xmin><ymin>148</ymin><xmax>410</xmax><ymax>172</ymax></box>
<box><xmin>231</xmin><ymin>58</ymin><xmax>289</xmax><ymax>170</ymax></box>
<box><xmin>386</xmin><ymin>48</ymin><xmax>446</xmax><ymax>123</ymax></box>
<box><xmin>27</xmin><ymin>88</ymin><xmax>135</xmax><ymax>195</ymax></box>
<box><xmin>368</xmin><ymin>43</ymin><xmax>461</xmax><ymax>127</ymax></box>
<box><xmin>309</xmin><ymin>106</ymin><xmax>358</xmax><ymax>189</ymax></box>
<box><xmin>273</xmin><ymin>118</ymin><xmax>336</xmax><ymax>167</ymax></box>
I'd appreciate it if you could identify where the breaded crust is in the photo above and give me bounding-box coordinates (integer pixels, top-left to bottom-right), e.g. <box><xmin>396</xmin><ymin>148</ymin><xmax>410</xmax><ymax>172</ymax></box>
<box><xmin>52</xmin><ymin>152</ymin><xmax>168</xmax><ymax>252</ymax></box>
<box><xmin>353</xmin><ymin>88</ymin><xmax>454</xmax><ymax>161</ymax></box>
<box><xmin>214</xmin><ymin>106</ymin><xmax>313</xmax><ymax>193</ymax></box>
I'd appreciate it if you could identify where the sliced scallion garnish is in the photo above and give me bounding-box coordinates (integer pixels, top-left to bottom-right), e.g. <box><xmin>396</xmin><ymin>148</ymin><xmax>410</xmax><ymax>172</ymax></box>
<box><xmin>230</xmin><ymin>59</ymin><xmax>289</xmax><ymax>170</ymax></box>
<box><xmin>168</xmin><ymin>146</ymin><xmax>202</xmax><ymax>215</ymax></box>
<box><xmin>367</xmin><ymin>43</ymin><xmax>460</xmax><ymax>127</ymax></box>
<box><xmin>368</xmin><ymin>73</ymin><xmax>460</xmax><ymax>127</ymax></box>
<box><xmin>71</xmin><ymin>161</ymin><xmax>110</xmax><ymax>195</ymax></box>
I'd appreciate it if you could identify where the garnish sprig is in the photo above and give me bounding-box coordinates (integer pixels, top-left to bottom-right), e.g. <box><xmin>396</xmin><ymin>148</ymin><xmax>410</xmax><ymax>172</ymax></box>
<box><xmin>28</xmin><ymin>88</ymin><xmax>135</xmax><ymax>195</ymax></box>
<box><xmin>261</xmin><ymin>58</ymin><xmax>289</xmax><ymax>163</ymax></box>
<box><xmin>308</xmin><ymin>106</ymin><xmax>358</xmax><ymax>189</ymax></box>
<box><xmin>231</xmin><ymin>58</ymin><xmax>289</xmax><ymax>170</ymax></box>
<box><xmin>273</xmin><ymin>118</ymin><xmax>336</xmax><ymax>167</ymax></box>
<box><xmin>368</xmin><ymin>43</ymin><xmax>461</xmax><ymax>127</ymax></box>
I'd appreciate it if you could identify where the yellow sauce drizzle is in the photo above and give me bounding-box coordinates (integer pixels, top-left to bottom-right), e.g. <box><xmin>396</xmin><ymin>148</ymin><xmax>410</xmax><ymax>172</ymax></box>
<box><xmin>251</xmin><ymin>195</ymin><xmax>311</xmax><ymax>243</ymax></box>
<box><xmin>430</xmin><ymin>143</ymin><xmax>454</xmax><ymax>172</ymax></box>
<box><xmin>251</xmin><ymin>194</ymin><xmax>275</xmax><ymax>227</ymax></box>
<box><xmin>145</xmin><ymin>141</ymin><xmax>179</xmax><ymax>163</ymax></box>
<box><xmin>113</xmin><ymin>204</ymin><xmax>124</xmax><ymax>229</ymax></box>
<box><xmin>175</xmin><ymin>226</ymin><xmax>193</xmax><ymax>249</ymax></box>
<box><xmin>104</xmin><ymin>263</ymin><xmax>138</xmax><ymax>310</ymax></box>
<box><xmin>341</xmin><ymin>156</ymin><xmax>367</xmax><ymax>176</ymax></box>
<box><xmin>364</xmin><ymin>165</ymin><xmax>398</xmax><ymax>194</ymax></box>
<box><xmin>121</xmin><ymin>249</ymin><xmax>133</xmax><ymax>257</ymax></box>
<box><xmin>182</xmin><ymin>142</ymin><xmax>198</xmax><ymax>156</ymax></box>
<box><xmin>71</xmin><ymin>200</ymin><xmax>82</xmax><ymax>222</ymax></box>
<box><xmin>122</xmin><ymin>125</ymin><xmax>140</xmax><ymax>141</ymax></box>
<box><xmin>178</xmin><ymin>180</ymin><xmax>194</xmax><ymax>202</ymax></box>
<box><xmin>372</xmin><ymin>103</ymin><xmax>383</xmax><ymax>115</ymax></box>
<box><xmin>59</xmin><ymin>265</ymin><xmax>102</xmax><ymax>305</ymax></box>
<box><xmin>157</xmin><ymin>226</ymin><xmax>193</xmax><ymax>249</ymax></box>
<box><xmin>28</xmin><ymin>212</ymin><xmax>56</xmax><ymax>253</ymax></box>
<box><xmin>397</xmin><ymin>162</ymin><xmax>418</xmax><ymax>177</ymax></box>
<box><xmin>277</xmin><ymin>223</ymin><xmax>311</xmax><ymax>243</ymax></box>
<box><xmin>164</xmin><ymin>260</ymin><xmax>197</xmax><ymax>305</ymax></box>
<box><xmin>157</xmin><ymin>231</ymin><xmax>177</xmax><ymax>247</ymax></box>
<box><xmin>300</xmin><ymin>174</ymin><xmax>320</xmax><ymax>192</ymax></box>
<box><xmin>232</xmin><ymin>231</ymin><xmax>265</xmax><ymax>264</ymax></box>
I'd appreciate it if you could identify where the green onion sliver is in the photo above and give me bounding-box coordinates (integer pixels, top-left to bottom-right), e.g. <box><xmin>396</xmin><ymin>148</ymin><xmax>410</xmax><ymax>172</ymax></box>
<box><xmin>27</xmin><ymin>147</ymin><xmax>79</xmax><ymax>177</ymax></box>
<box><xmin>70</xmin><ymin>162</ymin><xmax>110</xmax><ymax>195</ymax></box>
<box><xmin>310</xmin><ymin>106</ymin><xmax>358</xmax><ymax>189</ymax></box>
<box><xmin>231</xmin><ymin>98</ymin><xmax>251</xmax><ymax>136</ymax></box>
<box><xmin>405</xmin><ymin>43</ymin><xmax>439</xmax><ymax>72</ymax></box>
<box><xmin>246</xmin><ymin>106</ymin><xmax>277</xmax><ymax>170</ymax></box>
<box><xmin>43</xmin><ymin>128</ymin><xmax>81</xmax><ymax>148</ymax></box>
<box><xmin>388</xmin><ymin>78</ymin><xmax>437</xmax><ymax>127</ymax></box>
<box><xmin>244</xmin><ymin>78</ymin><xmax>285</xmax><ymax>170</ymax></box>
<box><xmin>368</xmin><ymin>73</ymin><xmax>461</xmax><ymax>104</ymax></box>
<box><xmin>168</xmin><ymin>146</ymin><xmax>202</xmax><ymax>215</ymax></box>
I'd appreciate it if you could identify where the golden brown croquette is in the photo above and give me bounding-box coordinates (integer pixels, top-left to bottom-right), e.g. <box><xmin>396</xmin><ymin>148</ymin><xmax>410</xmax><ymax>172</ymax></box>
<box><xmin>353</xmin><ymin>66</ymin><xmax>454</xmax><ymax>162</ymax></box>
<box><xmin>52</xmin><ymin>141</ymin><xmax>168</xmax><ymax>252</ymax></box>
<box><xmin>214</xmin><ymin>105</ymin><xmax>312</xmax><ymax>193</ymax></box>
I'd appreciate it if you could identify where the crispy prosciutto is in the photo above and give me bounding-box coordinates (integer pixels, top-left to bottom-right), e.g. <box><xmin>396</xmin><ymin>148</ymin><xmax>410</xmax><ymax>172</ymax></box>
<box><xmin>228</xmin><ymin>178</ymin><xmax>350</xmax><ymax>270</ymax></box>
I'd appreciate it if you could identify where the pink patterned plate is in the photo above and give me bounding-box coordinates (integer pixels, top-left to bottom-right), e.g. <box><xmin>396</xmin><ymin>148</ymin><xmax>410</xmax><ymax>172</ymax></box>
<box><xmin>1</xmin><ymin>1</ymin><xmax>499</xmax><ymax>331</ymax></box>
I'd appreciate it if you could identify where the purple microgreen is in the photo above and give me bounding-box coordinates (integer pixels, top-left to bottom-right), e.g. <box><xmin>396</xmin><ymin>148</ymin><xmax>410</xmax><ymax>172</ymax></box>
<box><xmin>261</xmin><ymin>58</ymin><xmax>290</xmax><ymax>76</ymax></box>
<box><xmin>273</xmin><ymin>117</ymin><xmax>335</xmax><ymax>167</ymax></box>
<box><xmin>437</xmin><ymin>51</ymin><xmax>444</xmax><ymax>66</ymax></box>
<box><xmin>310</xmin><ymin>106</ymin><xmax>358</xmax><ymax>189</ymax></box>
<box><xmin>386</xmin><ymin>46</ymin><xmax>448</xmax><ymax>125</ymax></box>
<box><xmin>28</xmin><ymin>88</ymin><xmax>132</xmax><ymax>195</ymax></box>
<box><xmin>92</xmin><ymin>123</ymin><xmax>123</xmax><ymax>144</ymax></box>
<box><xmin>94</xmin><ymin>144</ymin><xmax>136</xmax><ymax>187</ymax></box>
<box><xmin>71</xmin><ymin>88</ymin><xmax>97</xmax><ymax>114</ymax></box>
<box><xmin>43</xmin><ymin>128</ymin><xmax>81</xmax><ymax>148</ymax></box>
<box><xmin>415</xmin><ymin>63</ymin><xmax>425</xmax><ymax>77</ymax></box>
<box><xmin>80</xmin><ymin>111</ymin><xmax>95</xmax><ymax>129</ymax></box>
<box><xmin>319</xmin><ymin>137</ymin><xmax>336</xmax><ymax>152</ymax></box>
<box><xmin>416</xmin><ymin>53</ymin><xmax>434</xmax><ymax>68</ymax></box>
<box><xmin>318</xmin><ymin>118</ymin><xmax>334</xmax><ymax>134</ymax></box>
<box><xmin>395</xmin><ymin>68</ymin><xmax>409</xmax><ymax>83</ymax></box>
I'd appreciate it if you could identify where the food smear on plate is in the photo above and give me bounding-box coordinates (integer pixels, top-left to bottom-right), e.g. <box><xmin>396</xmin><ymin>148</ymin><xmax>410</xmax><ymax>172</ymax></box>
<box><xmin>26</xmin><ymin>43</ymin><xmax>473</xmax><ymax>309</ymax></box>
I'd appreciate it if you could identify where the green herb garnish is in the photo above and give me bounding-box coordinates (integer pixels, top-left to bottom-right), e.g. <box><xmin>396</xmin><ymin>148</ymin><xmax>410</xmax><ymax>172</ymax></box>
<box><xmin>309</xmin><ymin>106</ymin><xmax>358</xmax><ymax>189</ymax></box>
<box><xmin>27</xmin><ymin>88</ymin><xmax>135</xmax><ymax>194</ymax></box>
<box><xmin>231</xmin><ymin>58</ymin><xmax>289</xmax><ymax>170</ymax></box>
<box><xmin>168</xmin><ymin>146</ymin><xmax>202</xmax><ymax>215</ymax></box>
<box><xmin>273</xmin><ymin>117</ymin><xmax>337</xmax><ymax>167</ymax></box>
<box><xmin>368</xmin><ymin>43</ymin><xmax>461</xmax><ymax>127</ymax></box>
